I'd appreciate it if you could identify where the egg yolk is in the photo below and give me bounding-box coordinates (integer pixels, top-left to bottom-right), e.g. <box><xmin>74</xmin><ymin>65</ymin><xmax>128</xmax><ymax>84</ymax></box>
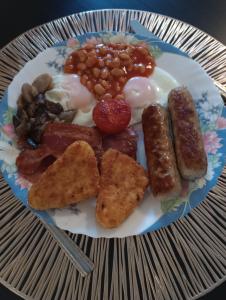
<box><xmin>123</xmin><ymin>77</ymin><xmax>156</xmax><ymax>108</ymax></box>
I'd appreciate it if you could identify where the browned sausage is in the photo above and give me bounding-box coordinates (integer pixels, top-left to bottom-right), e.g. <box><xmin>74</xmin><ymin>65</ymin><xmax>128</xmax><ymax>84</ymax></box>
<box><xmin>142</xmin><ymin>104</ymin><xmax>182</xmax><ymax>201</ymax></box>
<box><xmin>168</xmin><ymin>87</ymin><xmax>207</xmax><ymax>180</ymax></box>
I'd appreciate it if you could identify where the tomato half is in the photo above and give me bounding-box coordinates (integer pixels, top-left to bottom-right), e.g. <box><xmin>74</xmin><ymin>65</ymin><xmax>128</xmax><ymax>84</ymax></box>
<box><xmin>93</xmin><ymin>99</ymin><xmax>131</xmax><ymax>134</ymax></box>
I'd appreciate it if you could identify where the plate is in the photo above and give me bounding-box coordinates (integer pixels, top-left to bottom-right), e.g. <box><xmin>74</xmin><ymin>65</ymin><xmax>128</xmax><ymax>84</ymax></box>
<box><xmin>1</xmin><ymin>9</ymin><xmax>226</xmax><ymax>300</ymax></box>
<box><xmin>0</xmin><ymin>31</ymin><xmax>225</xmax><ymax>238</ymax></box>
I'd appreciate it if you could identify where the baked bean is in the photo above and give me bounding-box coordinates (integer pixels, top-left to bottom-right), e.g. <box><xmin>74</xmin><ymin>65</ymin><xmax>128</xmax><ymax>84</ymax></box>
<box><xmin>77</xmin><ymin>63</ymin><xmax>86</xmax><ymax>71</ymax></box>
<box><xmin>102</xmin><ymin>93</ymin><xmax>112</xmax><ymax>100</ymax></box>
<box><xmin>115</xmin><ymin>94</ymin><xmax>125</xmax><ymax>100</ymax></box>
<box><xmin>100</xmin><ymin>68</ymin><xmax>109</xmax><ymax>79</ymax></box>
<box><xmin>110</xmin><ymin>57</ymin><xmax>121</xmax><ymax>68</ymax></box>
<box><xmin>98</xmin><ymin>59</ymin><xmax>105</xmax><ymax>68</ymax></box>
<box><xmin>111</xmin><ymin>68</ymin><xmax>124</xmax><ymax>77</ymax></box>
<box><xmin>126</xmin><ymin>46</ymin><xmax>134</xmax><ymax>55</ymax></box>
<box><xmin>86</xmin><ymin>81</ymin><xmax>93</xmax><ymax>90</ymax></box>
<box><xmin>78</xmin><ymin>51</ymin><xmax>87</xmax><ymax>62</ymax></box>
<box><xmin>81</xmin><ymin>50</ymin><xmax>88</xmax><ymax>57</ymax></box>
<box><xmin>105</xmin><ymin>59</ymin><xmax>112</xmax><ymax>67</ymax></box>
<box><xmin>94</xmin><ymin>84</ymin><xmax>106</xmax><ymax>95</ymax></box>
<box><xmin>101</xmin><ymin>80</ymin><xmax>109</xmax><ymax>89</ymax></box>
<box><xmin>81</xmin><ymin>74</ymin><xmax>89</xmax><ymax>85</ymax></box>
<box><xmin>137</xmin><ymin>46</ymin><xmax>149</xmax><ymax>56</ymax></box>
<box><xmin>92</xmin><ymin>68</ymin><xmax>101</xmax><ymax>78</ymax></box>
<box><xmin>86</xmin><ymin>56</ymin><xmax>97</xmax><ymax>68</ymax></box>
<box><xmin>119</xmin><ymin>76</ymin><xmax>127</xmax><ymax>84</ymax></box>
<box><xmin>146</xmin><ymin>56</ymin><xmax>153</xmax><ymax>62</ymax></box>
<box><xmin>89</xmin><ymin>49</ymin><xmax>96</xmax><ymax>56</ymax></box>
<box><xmin>118</xmin><ymin>52</ymin><xmax>130</xmax><ymax>60</ymax></box>
<box><xmin>123</xmin><ymin>58</ymin><xmax>133</xmax><ymax>67</ymax></box>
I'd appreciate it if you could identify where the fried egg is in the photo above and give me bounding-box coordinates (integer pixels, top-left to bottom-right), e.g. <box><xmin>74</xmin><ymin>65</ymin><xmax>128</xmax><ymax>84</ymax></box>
<box><xmin>45</xmin><ymin>74</ymin><xmax>94</xmax><ymax>112</ymax></box>
<box><xmin>124</xmin><ymin>67</ymin><xmax>179</xmax><ymax>107</ymax></box>
<box><xmin>123</xmin><ymin>67</ymin><xmax>180</xmax><ymax>124</ymax></box>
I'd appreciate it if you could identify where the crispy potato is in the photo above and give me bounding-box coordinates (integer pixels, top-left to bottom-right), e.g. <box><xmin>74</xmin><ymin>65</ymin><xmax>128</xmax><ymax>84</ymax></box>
<box><xmin>29</xmin><ymin>141</ymin><xmax>100</xmax><ymax>210</ymax></box>
<box><xmin>96</xmin><ymin>149</ymin><xmax>148</xmax><ymax>228</ymax></box>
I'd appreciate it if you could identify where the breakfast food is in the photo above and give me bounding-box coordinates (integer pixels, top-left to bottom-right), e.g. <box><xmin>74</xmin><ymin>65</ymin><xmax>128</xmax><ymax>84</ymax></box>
<box><xmin>96</xmin><ymin>149</ymin><xmax>149</xmax><ymax>228</ymax></box>
<box><xmin>41</xmin><ymin>122</ymin><xmax>103</xmax><ymax>159</ymax></box>
<box><xmin>142</xmin><ymin>104</ymin><xmax>182</xmax><ymax>201</ymax></box>
<box><xmin>64</xmin><ymin>42</ymin><xmax>155</xmax><ymax>100</ymax></box>
<box><xmin>168</xmin><ymin>87</ymin><xmax>207</xmax><ymax>179</ymax></box>
<box><xmin>102</xmin><ymin>127</ymin><xmax>137</xmax><ymax>160</ymax></box>
<box><xmin>29</xmin><ymin>141</ymin><xmax>100</xmax><ymax>210</ymax></box>
<box><xmin>16</xmin><ymin>123</ymin><xmax>103</xmax><ymax>182</ymax></box>
<box><xmin>93</xmin><ymin>98</ymin><xmax>131</xmax><ymax>133</ymax></box>
<box><xmin>16</xmin><ymin>145</ymin><xmax>56</xmax><ymax>183</ymax></box>
<box><xmin>6</xmin><ymin>34</ymin><xmax>209</xmax><ymax>230</ymax></box>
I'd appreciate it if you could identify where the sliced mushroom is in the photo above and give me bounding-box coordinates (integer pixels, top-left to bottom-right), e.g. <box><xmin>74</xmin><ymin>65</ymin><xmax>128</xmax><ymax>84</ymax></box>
<box><xmin>26</xmin><ymin>102</ymin><xmax>38</xmax><ymax>118</ymax></box>
<box><xmin>13</xmin><ymin>108</ymin><xmax>30</xmax><ymax>137</ymax></box>
<box><xmin>16</xmin><ymin>108</ymin><xmax>29</xmax><ymax>122</ymax></box>
<box><xmin>45</xmin><ymin>99</ymin><xmax>63</xmax><ymax>115</ymax></box>
<box><xmin>34</xmin><ymin>110</ymin><xmax>51</xmax><ymax>126</ymax></box>
<box><xmin>21</xmin><ymin>83</ymin><xmax>38</xmax><ymax>104</ymax></box>
<box><xmin>14</xmin><ymin>118</ymin><xmax>31</xmax><ymax>137</ymax></box>
<box><xmin>32</xmin><ymin>74</ymin><xmax>53</xmax><ymax>93</ymax></box>
<box><xmin>58</xmin><ymin>110</ymin><xmax>77</xmax><ymax>123</ymax></box>
<box><xmin>17</xmin><ymin>95</ymin><xmax>27</xmax><ymax>110</ymax></box>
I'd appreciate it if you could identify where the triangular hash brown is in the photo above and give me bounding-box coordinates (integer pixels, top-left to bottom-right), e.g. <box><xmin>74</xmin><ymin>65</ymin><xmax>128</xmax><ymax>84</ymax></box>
<box><xmin>29</xmin><ymin>141</ymin><xmax>100</xmax><ymax>210</ymax></box>
<box><xmin>96</xmin><ymin>149</ymin><xmax>148</xmax><ymax>228</ymax></box>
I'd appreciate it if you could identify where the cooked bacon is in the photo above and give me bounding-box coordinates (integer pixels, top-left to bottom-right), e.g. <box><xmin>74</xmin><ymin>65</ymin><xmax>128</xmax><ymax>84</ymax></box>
<box><xmin>102</xmin><ymin>127</ymin><xmax>137</xmax><ymax>159</ymax></box>
<box><xmin>16</xmin><ymin>123</ymin><xmax>137</xmax><ymax>183</ymax></box>
<box><xmin>41</xmin><ymin>122</ymin><xmax>103</xmax><ymax>160</ymax></box>
<box><xmin>16</xmin><ymin>145</ymin><xmax>57</xmax><ymax>182</ymax></box>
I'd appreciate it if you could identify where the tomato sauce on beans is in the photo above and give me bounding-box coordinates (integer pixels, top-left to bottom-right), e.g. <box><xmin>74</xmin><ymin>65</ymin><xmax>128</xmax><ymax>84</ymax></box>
<box><xmin>64</xmin><ymin>43</ymin><xmax>155</xmax><ymax>100</ymax></box>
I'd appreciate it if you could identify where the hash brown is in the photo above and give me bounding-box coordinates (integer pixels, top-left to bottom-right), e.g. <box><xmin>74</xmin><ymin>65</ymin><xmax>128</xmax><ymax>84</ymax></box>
<box><xmin>29</xmin><ymin>141</ymin><xmax>100</xmax><ymax>210</ymax></box>
<box><xmin>96</xmin><ymin>149</ymin><xmax>149</xmax><ymax>228</ymax></box>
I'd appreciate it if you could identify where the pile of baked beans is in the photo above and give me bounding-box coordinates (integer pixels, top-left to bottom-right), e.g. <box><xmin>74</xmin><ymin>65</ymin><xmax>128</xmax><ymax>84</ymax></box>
<box><xmin>64</xmin><ymin>42</ymin><xmax>155</xmax><ymax>100</ymax></box>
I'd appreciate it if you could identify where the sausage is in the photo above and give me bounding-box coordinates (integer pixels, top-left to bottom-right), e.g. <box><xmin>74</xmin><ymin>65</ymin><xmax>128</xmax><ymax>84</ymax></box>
<box><xmin>142</xmin><ymin>105</ymin><xmax>182</xmax><ymax>201</ymax></box>
<box><xmin>168</xmin><ymin>87</ymin><xmax>207</xmax><ymax>180</ymax></box>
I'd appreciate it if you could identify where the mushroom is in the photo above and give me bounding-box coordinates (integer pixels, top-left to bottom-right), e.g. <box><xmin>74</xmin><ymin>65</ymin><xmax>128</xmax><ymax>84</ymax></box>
<box><xmin>13</xmin><ymin>109</ymin><xmax>31</xmax><ymax>137</ymax></box>
<box><xmin>32</xmin><ymin>74</ymin><xmax>53</xmax><ymax>94</ymax></box>
<box><xmin>17</xmin><ymin>95</ymin><xmax>27</xmax><ymax>110</ymax></box>
<box><xmin>21</xmin><ymin>83</ymin><xmax>38</xmax><ymax>104</ymax></box>
<box><xmin>45</xmin><ymin>99</ymin><xmax>63</xmax><ymax>115</ymax></box>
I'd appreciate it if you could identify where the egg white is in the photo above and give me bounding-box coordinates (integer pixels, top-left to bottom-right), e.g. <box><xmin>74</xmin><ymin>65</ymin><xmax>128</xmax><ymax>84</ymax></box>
<box><xmin>45</xmin><ymin>74</ymin><xmax>94</xmax><ymax>111</ymax></box>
